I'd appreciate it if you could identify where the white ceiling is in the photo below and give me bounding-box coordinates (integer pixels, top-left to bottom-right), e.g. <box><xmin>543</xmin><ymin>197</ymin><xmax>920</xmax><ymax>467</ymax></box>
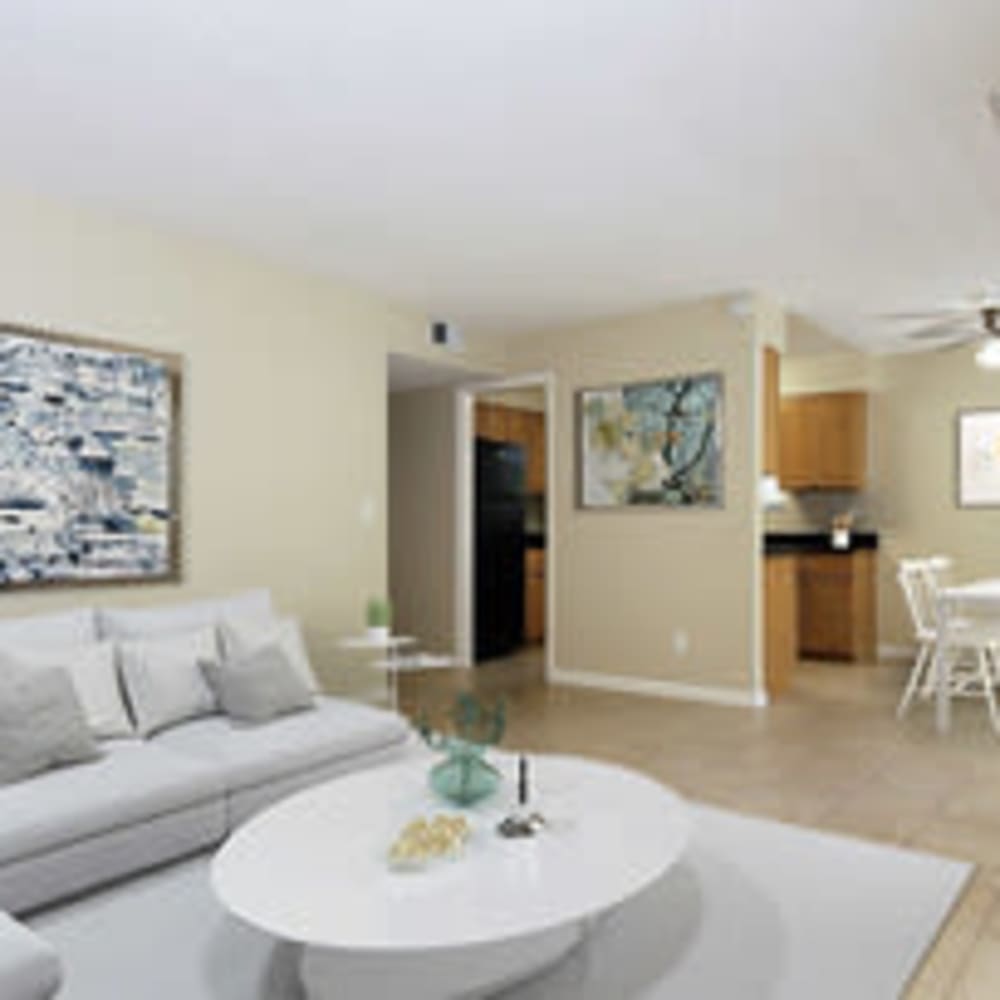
<box><xmin>1</xmin><ymin>1</ymin><xmax>999</xmax><ymax>351</ymax></box>
<box><xmin>388</xmin><ymin>352</ymin><xmax>484</xmax><ymax>393</ymax></box>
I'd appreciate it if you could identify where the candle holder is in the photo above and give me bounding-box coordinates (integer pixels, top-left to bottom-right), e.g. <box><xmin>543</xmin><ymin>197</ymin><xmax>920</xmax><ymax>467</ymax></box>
<box><xmin>497</xmin><ymin>754</ymin><xmax>546</xmax><ymax>839</ymax></box>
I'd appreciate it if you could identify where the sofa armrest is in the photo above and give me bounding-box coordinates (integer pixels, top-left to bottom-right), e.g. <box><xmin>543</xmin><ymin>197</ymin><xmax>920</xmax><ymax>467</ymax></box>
<box><xmin>0</xmin><ymin>912</ymin><xmax>61</xmax><ymax>1000</ymax></box>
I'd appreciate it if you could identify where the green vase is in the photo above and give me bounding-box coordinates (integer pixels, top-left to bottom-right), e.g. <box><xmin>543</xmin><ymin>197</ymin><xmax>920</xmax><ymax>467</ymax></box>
<box><xmin>429</xmin><ymin>740</ymin><xmax>500</xmax><ymax>806</ymax></box>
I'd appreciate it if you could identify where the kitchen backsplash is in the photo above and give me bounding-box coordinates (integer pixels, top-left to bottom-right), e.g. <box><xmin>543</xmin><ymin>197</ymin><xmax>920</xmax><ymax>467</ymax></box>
<box><xmin>765</xmin><ymin>489</ymin><xmax>874</xmax><ymax>533</ymax></box>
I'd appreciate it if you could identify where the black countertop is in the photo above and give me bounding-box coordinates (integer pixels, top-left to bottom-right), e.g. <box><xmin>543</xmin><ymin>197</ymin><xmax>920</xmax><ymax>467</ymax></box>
<box><xmin>764</xmin><ymin>531</ymin><xmax>878</xmax><ymax>555</ymax></box>
<box><xmin>524</xmin><ymin>532</ymin><xmax>546</xmax><ymax>550</ymax></box>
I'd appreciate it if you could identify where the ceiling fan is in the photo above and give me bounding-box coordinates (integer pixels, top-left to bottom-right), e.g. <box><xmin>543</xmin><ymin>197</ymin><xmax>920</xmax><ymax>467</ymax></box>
<box><xmin>880</xmin><ymin>293</ymin><xmax>1000</xmax><ymax>368</ymax></box>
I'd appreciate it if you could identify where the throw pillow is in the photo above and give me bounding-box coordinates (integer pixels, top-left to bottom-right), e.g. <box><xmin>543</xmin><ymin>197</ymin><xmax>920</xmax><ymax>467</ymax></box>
<box><xmin>0</xmin><ymin>664</ymin><xmax>101</xmax><ymax>785</ymax></box>
<box><xmin>0</xmin><ymin>607</ymin><xmax>97</xmax><ymax>649</ymax></box>
<box><xmin>98</xmin><ymin>590</ymin><xmax>274</xmax><ymax>640</ymax></box>
<box><xmin>201</xmin><ymin>643</ymin><xmax>314</xmax><ymax>724</ymax></box>
<box><xmin>6</xmin><ymin>641</ymin><xmax>133</xmax><ymax>738</ymax></box>
<box><xmin>118</xmin><ymin>626</ymin><xmax>220</xmax><ymax>737</ymax></box>
<box><xmin>219</xmin><ymin>616</ymin><xmax>319</xmax><ymax>693</ymax></box>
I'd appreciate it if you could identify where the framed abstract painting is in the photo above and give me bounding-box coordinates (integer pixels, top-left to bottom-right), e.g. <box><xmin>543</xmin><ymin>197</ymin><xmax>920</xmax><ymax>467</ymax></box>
<box><xmin>957</xmin><ymin>408</ymin><xmax>1000</xmax><ymax>508</ymax></box>
<box><xmin>578</xmin><ymin>372</ymin><xmax>724</xmax><ymax>509</ymax></box>
<box><xmin>0</xmin><ymin>323</ymin><xmax>182</xmax><ymax>588</ymax></box>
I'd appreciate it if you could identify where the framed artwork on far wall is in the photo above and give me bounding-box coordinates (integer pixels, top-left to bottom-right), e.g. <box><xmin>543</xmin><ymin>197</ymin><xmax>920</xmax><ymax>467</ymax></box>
<box><xmin>577</xmin><ymin>371</ymin><xmax>724</xmax><ymax>509</ymax></box>
<box><xmin>0</xmin><ymin>322</ymin><xmax>182</xmax><ymax>589</ymax></box>
<box><xmin>957</xmin><ymin>408</ymin><xmax>1000</xmax><ymax>508</ymax></box>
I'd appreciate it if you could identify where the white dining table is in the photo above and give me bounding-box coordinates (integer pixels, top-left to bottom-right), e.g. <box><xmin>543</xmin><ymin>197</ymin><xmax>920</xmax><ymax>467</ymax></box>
<box><xmin>933</xmin><ymin>578</ymin><xmax>1000</xmax><ymax>733</ymax></box>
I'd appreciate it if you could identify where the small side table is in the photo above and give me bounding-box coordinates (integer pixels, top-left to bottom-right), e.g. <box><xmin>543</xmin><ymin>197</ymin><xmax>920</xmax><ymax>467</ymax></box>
<box><xmin>337</xmin><ymin>635</ymin><xmax>417</xmax><ymax>711</ymax></box>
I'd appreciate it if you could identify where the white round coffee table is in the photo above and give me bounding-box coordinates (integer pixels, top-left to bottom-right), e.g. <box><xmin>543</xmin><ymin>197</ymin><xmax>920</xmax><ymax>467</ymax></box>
<box><xmin>212</xmin><ymin>754</ymin><xmax>690</xmax><ymax>999</ymax></box>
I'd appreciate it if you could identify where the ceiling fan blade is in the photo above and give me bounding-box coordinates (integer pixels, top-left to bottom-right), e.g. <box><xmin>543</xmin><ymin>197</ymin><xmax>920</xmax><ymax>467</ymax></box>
<box><xmin>877</xmin><ymin>309</ymin><xmax>971</xmax><ymax>321</ymax></box>
<box><xmin>935</xmin><ymin>334</ymin><xmax>985</xmax><ymax>352</ymax></box>
<box><xmin>906</xmin><ymin>320</ymin><xmax>980</xmax><ymax>341</ymax></box>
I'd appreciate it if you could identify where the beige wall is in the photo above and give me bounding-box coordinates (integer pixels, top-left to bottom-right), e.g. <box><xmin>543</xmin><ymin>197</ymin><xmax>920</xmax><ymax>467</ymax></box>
<box><xmin>501</xmin><ymin>298</ymin><xmax>759</xmax><ymax>699</ymax></box>
<box><xmin>388</xmin><ymin>387</ymin><xmax>458</xmax><ymax>652</ymax></box>
<box><xmin>875</xmin><ymin>344</ymin><xmax>1000</xmax><ymax>647</ymax></box>
<box><xmin>0</xmin><ymin>186</ymin><xmax>487</xmax><ymax>688</ymax></box>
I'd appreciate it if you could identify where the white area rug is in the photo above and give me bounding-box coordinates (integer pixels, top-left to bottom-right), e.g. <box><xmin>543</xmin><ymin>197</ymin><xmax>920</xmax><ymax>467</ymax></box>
<box><xmin>30</xmin><ymin>804</ymin><xmax>970</xmax><ymax>1000</ymax></box>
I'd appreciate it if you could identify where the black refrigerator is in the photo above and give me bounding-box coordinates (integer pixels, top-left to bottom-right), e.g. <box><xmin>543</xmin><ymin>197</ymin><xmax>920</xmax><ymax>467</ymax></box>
<box><xmin>475</xmin><ymin>439</ymin><xmax>525</xmax><ymax>662</ymax></box>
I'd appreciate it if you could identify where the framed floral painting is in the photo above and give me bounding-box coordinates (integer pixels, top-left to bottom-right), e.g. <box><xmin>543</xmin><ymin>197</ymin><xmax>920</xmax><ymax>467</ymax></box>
<box><xmin>957</xmin><ymin>408</ymin><xmax>1000</xmax><ymax>508</ymax></box>
<box><xmin>577</xmin><ymin>372</ymin><xmax>723</xmax><ymax>509</ymax></box>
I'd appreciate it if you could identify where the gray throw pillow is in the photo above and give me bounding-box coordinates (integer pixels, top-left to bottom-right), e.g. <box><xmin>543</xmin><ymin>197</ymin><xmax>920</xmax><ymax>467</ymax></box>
<box><xmin>0</xmin><ymin>664</ymin><xmax>101</xmax><ymax>785</ymax></box>
<box><xmin>201</xmin><ymin>643</ymin><xmax>314</xmax><ymax>724</ymax></box>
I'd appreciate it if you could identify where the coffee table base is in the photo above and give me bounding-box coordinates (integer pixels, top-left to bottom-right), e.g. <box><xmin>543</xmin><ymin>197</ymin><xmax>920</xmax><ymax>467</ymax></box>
<box><xmin>300</xmin><ymin>922</ymin><xmax>585</xmax><ymax>1000</ymax></box>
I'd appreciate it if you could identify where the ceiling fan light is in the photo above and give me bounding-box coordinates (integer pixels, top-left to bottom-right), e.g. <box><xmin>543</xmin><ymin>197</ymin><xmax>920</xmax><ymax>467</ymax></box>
<box><xmin>975</xmin><ymin>340</ymin><xmax>1000</xmax><ymax>370</ymax></box>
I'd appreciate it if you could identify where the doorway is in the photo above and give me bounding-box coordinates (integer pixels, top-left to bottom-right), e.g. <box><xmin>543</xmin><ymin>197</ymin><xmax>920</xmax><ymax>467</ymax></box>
<box><xmin>456</xmin><ymin>374</ymin><xmax>555</xmax><ymax>678</ymax></box>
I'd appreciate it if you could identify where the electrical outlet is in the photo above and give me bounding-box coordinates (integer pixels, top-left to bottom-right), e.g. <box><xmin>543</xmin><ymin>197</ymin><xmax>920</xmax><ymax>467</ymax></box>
<box><xmin>672</xmin><ymin>629</ymin><xmax>690</xmax><ymax>658</ymax></box>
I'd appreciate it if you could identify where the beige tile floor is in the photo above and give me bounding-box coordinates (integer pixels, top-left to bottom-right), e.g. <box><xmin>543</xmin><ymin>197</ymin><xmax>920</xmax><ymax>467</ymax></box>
<box><xmin>398</xmin><ymin>650</ymin><xmax>1000</xmax><ymax>999</ymax></box>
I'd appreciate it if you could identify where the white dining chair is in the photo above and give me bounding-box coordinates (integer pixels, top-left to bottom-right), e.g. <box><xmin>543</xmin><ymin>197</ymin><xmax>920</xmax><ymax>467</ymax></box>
<box><xmin>932</xmin><ymin>578</ymin><xmax>1000</xmax><ymax>733</ymax></box>
<box><xmin>896</xmin><ymin>558</ymin><xmax>937</xmax><ymax>718</ymax></box>
<box><xmin>896</xmin><ymin>556</ymin><xmax>1000</xmax><ymax>727</ymax></box>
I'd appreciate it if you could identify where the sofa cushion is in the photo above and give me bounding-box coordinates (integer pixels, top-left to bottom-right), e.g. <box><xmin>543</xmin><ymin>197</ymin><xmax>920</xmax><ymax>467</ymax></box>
<box><xmin>0</xmin><ymin>664</ymin><xmax>101</xmax><ymax>786</ymax></box>
<box><xmin>5</xmin><ymin>641</ymin><xmax>133</xmax><ymax>739</ymax></box>
<box><xmin>98</xmin><ymin>589</ymin><xmax>273</xmax><ymax>640</ymax></box>
<box><xmin>0</xmin><ymin>911</ymin><xmax>61</xmax><ymax>999</ymax></box>
<box><xmin>0</xmin><ymin>608</ymin><xmax>96</xmax><ymax>650</ymax></box>
<box><xmin>118</xmin><ymin>627</ymin><xmax>220</xmax><ymax>737</ymax></box>
<box><xmin>153</xmin><ymin>697</ymin><xmax>410</xmax><ymax>792</ymax></box>
<box><xmin>0</xmin><ymin>741</ymin><xmax>223</xmax><ymax>867</ymax></box>
<box><xmin>201</xmin><ymin>644</ymin><xmax>314</xmax><ymax>724</ymax></box>
<box><xmin>219</xmin><ymin>615</ymin><xmax>319</xmax><ymax>693</ymax></box>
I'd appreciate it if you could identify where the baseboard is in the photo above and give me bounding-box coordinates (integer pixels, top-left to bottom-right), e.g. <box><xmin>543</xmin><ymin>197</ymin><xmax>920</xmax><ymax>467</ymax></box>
<box><xmin>878</xmin><ymin>643</ymin><xmax>915</xmax><ymax>663</ymax></box>
<box><xmin>549</xmin><ymin>667</ymin><xmax>766</xmax><ymax>708</ymax></box>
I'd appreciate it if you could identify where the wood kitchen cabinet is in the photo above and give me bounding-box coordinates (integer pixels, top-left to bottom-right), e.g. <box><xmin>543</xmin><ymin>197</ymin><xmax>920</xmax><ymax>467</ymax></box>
<box><xmin>797</xmin><ymin>550</ymin><xmax>876</xmax><ymax>661</ymax></box>
<box><xmin>524</xmin><ymin>548</ymin><xmax>545</xmax><ymax>643</ymax></box>
<box><xmin>524</xmin><ymin>411</ymin><xmax>546</xmax><ymax>494</ymax></box>
<box><xmin>476</xmin><ymin>403</ymin><xmax>546</xmax><ymax>494</ymax></box>
<box><xmin>779</xmin><ymin>392</ymin><xmax>868</xmax><ymax>490</ymax></box>
<box><xmin>763</xmin><ymin>347</ymin><xmax>781</xmax><ymax>476</ymax></box>
<box><xmin>475</xmin><ymin>402</ymin><xmax>509</xmax><ymax>442</ymax></box>
<box><xmin>765</xmin><ymin>554</ymin><xmax>799</xmax><ymax>697</ymax></box>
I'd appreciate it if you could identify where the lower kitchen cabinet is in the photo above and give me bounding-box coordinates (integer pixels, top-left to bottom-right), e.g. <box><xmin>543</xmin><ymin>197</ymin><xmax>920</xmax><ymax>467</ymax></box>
<box><xmin>524</xmin><ymin>548</ymin><xmax>545</xmax><ymax>644</ymax></box>
<box><xmin>797</xmin><ymin>550</ymin><xmax>876</xmax><ymax>662</ymax></box>
<box><xmin>765</xmin><ymin>554</ymin><xmax>799</xmax><ymax>697</ymax></box>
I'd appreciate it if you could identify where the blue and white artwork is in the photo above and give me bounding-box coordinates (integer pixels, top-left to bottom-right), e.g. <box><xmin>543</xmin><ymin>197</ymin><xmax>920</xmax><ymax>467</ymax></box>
<box><xmin>0</xmin><ymin>328</ymin><xmax>178</xmax><ymax>586</ymax></box>
<box><xmin>579</xmin><ymin>372</ymin><xmax>723</xmax><ymax>508</ymax></box>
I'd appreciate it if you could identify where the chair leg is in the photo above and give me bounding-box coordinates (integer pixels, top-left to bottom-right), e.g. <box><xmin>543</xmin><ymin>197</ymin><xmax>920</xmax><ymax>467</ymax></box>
<box><xmin>977</xmin><ymin>647</ymin><xmax>1000</xmax><ymax>733</ymax></box>
<box><xmin>897</xmin><ymin>642</ymin><xmax>931</xmax><ymax>719</ymax></box>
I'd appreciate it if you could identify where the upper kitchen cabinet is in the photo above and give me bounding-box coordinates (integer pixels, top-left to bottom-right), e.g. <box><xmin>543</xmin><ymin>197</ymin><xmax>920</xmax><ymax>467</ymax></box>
<box><xmin>475</xmin><ymin>402</ymin><xmax>546</xmax><ymax>495</ymax></box>
<box><xmin>763</xmin><ymin>347</ymin><xmax>781</xmax><ymax>476</ymax></box>
<box><xmin>475</xmin><ymin>402</ymin><xmax>509</xmax><ymax>442</ymax></box>
<box><xmin>524</xmin><ymin>411</ymin><xmax>546</xmax><ymax>495</ymax></box>
<box><xmin>779</xmin><ymin>392</ymin><xmax>868</xmax><ymax>490</ymax></box>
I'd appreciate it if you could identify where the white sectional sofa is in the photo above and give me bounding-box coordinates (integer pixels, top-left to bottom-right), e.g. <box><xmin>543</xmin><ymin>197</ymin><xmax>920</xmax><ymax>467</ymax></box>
<box><xmin>0</xmin><ymin>590</ymin><xmax>412</xmax><ymax>998</ymax></box>
<box><xmin>0</xmin><ymin>910</ymin><xmax>61</xmax><ymax>1000</ymax></box>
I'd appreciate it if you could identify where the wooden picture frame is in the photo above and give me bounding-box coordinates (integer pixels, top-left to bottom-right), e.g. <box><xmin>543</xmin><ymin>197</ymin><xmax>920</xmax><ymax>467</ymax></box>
<box><xmin>0</xmin><ymin>321</ymin><xmax>182</xmax><ymax>589</ymax></box>
<box><xmin>957</xmin><ymin>407</ymin><xmax>1000</xmax><ymax>509</ymax></box>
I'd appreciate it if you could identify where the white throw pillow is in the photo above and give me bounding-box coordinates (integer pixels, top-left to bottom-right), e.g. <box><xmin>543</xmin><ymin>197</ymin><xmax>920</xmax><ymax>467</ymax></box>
<box><xmin>118</xmin><ymin>627</ymin><xmax>221</xmax><ymax>737</ymax></box>
<box><xmin>0</xmin><ymin>608</ymin><xmax>97</xmax><ymax>649</ymax></box>
<box><xmin>6</xmin><ymin>641</ymin><xmax>133</xmax><ymax>739</ymax></box>
<box><xmin>98</xmin><ymin>589</ymin><xmax>274</xmax><ymax>640</ymax></box>
<box><xmin>219</xmin><ymin>616</ymin><xmax>319</xmax><ymax>693</ymax></box>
